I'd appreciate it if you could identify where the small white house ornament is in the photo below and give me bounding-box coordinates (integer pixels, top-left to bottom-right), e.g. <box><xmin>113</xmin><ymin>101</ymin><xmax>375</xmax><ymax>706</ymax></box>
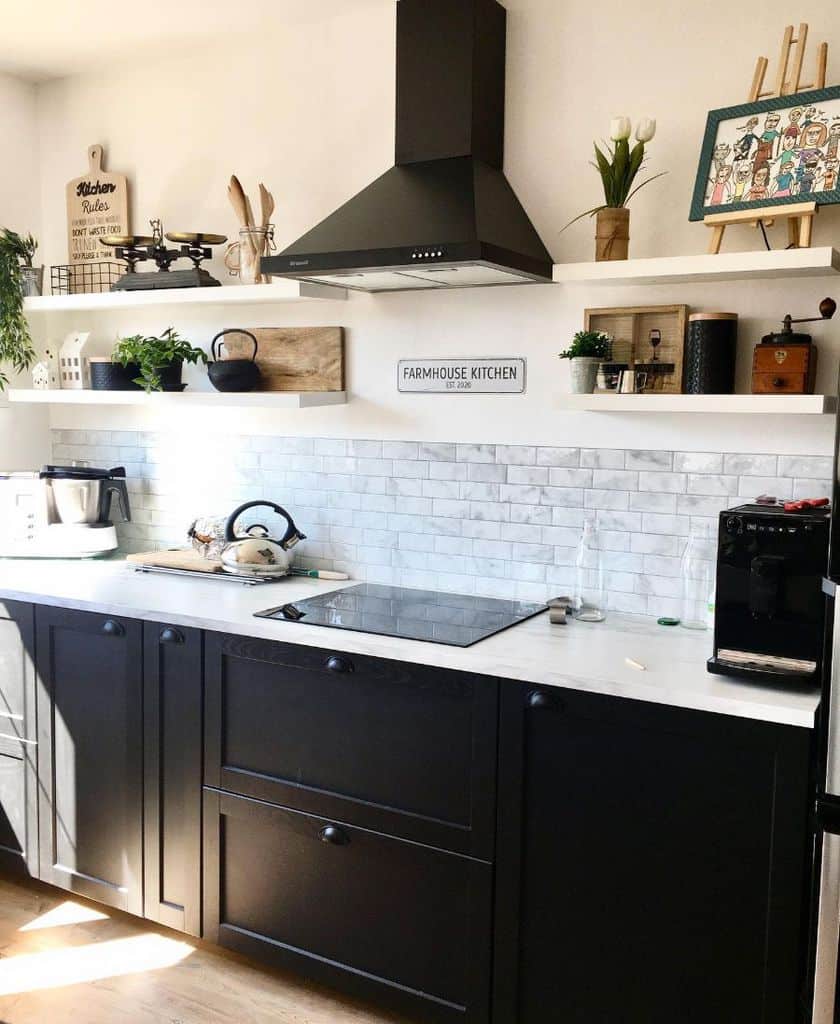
<box><xmin>32</xmin><ymin>346</ymin><xmax>60</xmax><ymax>390</ymax></box>
<box><xmin>31</xmin><ymin>362</ymin><xmax>50</xmax><ymax>389</ymax></box>
<box><xmin>59</xmin><ymin>331</ymin><xmax>91</xmax><ymax>389</ymax></box>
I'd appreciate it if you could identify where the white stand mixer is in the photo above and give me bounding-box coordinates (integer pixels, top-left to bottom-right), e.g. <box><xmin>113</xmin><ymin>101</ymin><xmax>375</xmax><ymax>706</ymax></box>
<box><xmin>0</xmin><ymin>465</ymin><xmax>131</xmax><ymax>558</ymax></box>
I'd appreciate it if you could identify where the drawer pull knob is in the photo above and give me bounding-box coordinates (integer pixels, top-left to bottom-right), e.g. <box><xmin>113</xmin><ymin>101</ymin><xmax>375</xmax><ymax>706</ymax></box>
<box><xmin>772</xmin><ymin>377</ymin><xmax>785</xmax><ymax>388</ymax></box>
<box><xmin>102</xmin><ymin>619</ymin><xmax>125</xmax><ymax>637</ymax></box>
<box><xmin>319</xmin><ymin>825</ymin><xmax>349</xmax><ymax>846</ymax></box>
<box><xmin>160</xmin><ymin>627</ymin><xmax>185</xmax><ymax>645</ymax></box>
<box><xmin>325</xmin><ymin>655</ymin><xmax>354</xmax><ymax>674</ymax></box>
<box><xmin>528</xmin><ymin>690</ymin><xmax>561</xmax><ymax>711</ymax></box>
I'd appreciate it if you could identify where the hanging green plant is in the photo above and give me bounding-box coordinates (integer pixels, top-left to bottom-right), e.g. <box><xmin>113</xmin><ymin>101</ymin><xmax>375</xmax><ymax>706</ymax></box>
<box><xmin>0</xmin><ymin>229</ymin><xmax>38</xmax><ymax>390</ymax></box>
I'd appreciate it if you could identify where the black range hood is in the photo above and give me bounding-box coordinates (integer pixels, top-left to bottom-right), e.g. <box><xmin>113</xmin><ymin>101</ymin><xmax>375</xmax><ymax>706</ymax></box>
<box><xmin>262</xmin><ymin>0</ymin><xmax>553</xmax><ymax>292</ymax></box>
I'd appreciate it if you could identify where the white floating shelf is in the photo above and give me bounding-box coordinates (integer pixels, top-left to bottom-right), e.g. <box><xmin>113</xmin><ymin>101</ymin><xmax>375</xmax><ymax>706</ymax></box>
<box><xmin>7</xmin><ymin>389</ymin><xmax>347</xmax><ymax>409</ymax></box>
<box><xmin>22</xmin><ymin>279</ymin><xmax>346</xmax><ymax>314</ymax></box>
<box><xmin>553</xmin><ymin>247</ymin><xmax>840</xmax><ymax>287</ymax></box>
<box><xmin>561</xmin><ymin>393</ymin><xmax>837</xmax><ymax>414</ymax></box>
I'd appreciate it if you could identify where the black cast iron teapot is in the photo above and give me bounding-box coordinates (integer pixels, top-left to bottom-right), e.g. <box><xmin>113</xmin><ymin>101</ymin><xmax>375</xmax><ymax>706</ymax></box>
<box><xmin>207</xmin><ymin>328</ymin><xmax>262</xmax><ymax>392</ymax></box>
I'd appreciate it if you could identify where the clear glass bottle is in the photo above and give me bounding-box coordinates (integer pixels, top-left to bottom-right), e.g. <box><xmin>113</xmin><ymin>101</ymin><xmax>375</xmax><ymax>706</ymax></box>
<box><xmin>680</xmin><ymin>522</ymin><xmax>715</xmax><ymax>630</ymax></box>
<box><xmin>574</xmin><ymin>517</ymin><xmax>606</xmax><ymax>622</ymax></box>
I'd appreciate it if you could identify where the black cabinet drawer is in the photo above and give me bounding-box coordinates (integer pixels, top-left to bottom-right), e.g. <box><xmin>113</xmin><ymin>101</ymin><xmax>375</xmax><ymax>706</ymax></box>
<box><xmin>204</xmin><ymin>633</ymin><xmax>497</xmax><ymax>857</ymax></box>
<box><xmin>203</xmin><ymin>789</ymin><xmax>492</xmax><ymax>1024</ymax></box>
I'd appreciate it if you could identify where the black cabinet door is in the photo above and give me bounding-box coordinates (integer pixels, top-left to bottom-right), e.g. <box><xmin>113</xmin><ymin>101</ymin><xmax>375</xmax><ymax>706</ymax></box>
<box><xmin>494</xmin><ymin>683</ymin><xmax>813</xmax><ymax>1024</ymax></box>
<box><xmin>143</xmin><ymin>622</ymin><xmax>203</xmax><ymax>935</ymax></box>
<box><xmin>203</xmin><ymin>789</ymin><xmax>492</xmax><ymax>1024</ymax></box>
<box><xmin>205</xmin><ymin>634</ymin><xmax>497</xmax><ymax>857</ymax></box>
<box><xmin>0</xmin><ymin>601</ymin><xmax>37</xmax><ymax>876</ymax></box>
<box><xmin>36</xmin><ymin>605</ymin><xmax>143</xmax><ymax>914</ymax></box>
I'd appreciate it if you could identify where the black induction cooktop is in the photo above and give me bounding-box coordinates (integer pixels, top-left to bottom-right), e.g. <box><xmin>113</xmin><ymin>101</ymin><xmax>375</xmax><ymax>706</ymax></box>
<box><xmin>255</xmin><ymin>583</ymin><xmax>547</xmax><ymax>647</ymax></box>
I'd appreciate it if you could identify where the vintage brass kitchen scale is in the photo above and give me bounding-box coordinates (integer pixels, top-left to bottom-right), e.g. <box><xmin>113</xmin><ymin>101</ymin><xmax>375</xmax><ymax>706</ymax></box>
<box><xmin>100</xmin><ymin>219</ymin><xmax>227</xmax><ymax>290</ymax></box>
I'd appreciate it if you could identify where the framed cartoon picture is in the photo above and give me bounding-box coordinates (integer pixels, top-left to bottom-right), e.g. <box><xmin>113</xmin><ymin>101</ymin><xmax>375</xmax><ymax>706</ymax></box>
<box><xmin>689</xmin><ymin>86</ymin><xmax>840</xmax><ymax>221</ymax></box>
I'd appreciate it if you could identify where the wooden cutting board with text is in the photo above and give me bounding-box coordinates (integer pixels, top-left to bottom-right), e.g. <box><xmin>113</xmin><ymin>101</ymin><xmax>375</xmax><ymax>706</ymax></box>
<box><xmin>223</xmin><ymin>326</ymin><xmax>344</xmax><ymax>392</ymax></box>
<box><xmin>66</xmin><ymin>144</ymin><xmax>129</xmax><ymax>265</ymax></box>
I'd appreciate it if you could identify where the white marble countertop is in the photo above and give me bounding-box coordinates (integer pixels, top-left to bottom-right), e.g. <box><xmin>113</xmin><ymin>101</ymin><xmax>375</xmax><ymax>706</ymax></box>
<box><xmin>0</xmin><ymin>558</ymin><xmax>820</xmax><ymax>729</ymax></box>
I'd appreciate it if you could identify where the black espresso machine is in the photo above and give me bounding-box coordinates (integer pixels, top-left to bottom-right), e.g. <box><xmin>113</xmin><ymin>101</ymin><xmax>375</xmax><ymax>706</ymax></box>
<box><xmin>708</xmin><ymin>502</ymin><xmax>830</xmax><ymax>686</ymax></box>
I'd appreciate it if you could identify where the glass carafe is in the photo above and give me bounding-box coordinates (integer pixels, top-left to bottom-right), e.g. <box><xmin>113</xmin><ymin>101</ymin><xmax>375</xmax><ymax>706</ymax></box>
<box><xmin>574</xmin><ymin>517</ymin><xmax>606</xmax><ymax>622</ymax></box>
<box><xmin>680</xmin><ymin>522</ymin><xmax>715</xmax><ymax>630</ymax></box>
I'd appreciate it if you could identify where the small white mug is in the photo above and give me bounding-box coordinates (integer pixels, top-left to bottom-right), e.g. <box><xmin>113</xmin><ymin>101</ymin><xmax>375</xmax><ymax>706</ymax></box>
<box><xmin>617</xmin><ymin>369</ymin><xmax>648</xmax><ymax>394</ymax></box>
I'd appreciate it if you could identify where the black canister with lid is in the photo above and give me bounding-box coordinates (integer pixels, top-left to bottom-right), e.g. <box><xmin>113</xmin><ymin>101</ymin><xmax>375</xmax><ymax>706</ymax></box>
<box><xmin>684</xmin><ymin>313</ymin><xmax>738</xmax><ymax>394</ymax></box>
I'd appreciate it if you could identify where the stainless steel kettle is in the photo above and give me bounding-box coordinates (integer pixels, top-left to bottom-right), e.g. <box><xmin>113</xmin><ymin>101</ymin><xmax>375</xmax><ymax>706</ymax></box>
<box><xmin>218</xmin><ymin>501</ymin><xmax>306</xmax><ymax>577</ymax></box>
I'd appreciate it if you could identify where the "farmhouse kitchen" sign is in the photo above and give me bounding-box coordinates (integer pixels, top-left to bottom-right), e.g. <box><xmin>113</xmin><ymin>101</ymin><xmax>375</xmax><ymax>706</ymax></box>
<box><xmin>398</xmin><ymin>358</ymin><xmax>526</xmax><ymax>394</ymax></box>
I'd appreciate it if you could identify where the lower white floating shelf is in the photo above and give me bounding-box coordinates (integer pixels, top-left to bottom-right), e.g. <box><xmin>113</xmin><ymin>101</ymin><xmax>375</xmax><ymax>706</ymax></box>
<box><xmin>562</xmin><ymin>393</ymin><xmax>837</xmax><ymax>414</ymax></box>
<box><xmin>7</xmin><ymin>389</ymin><xmax>347</xmax><ymax>409</ymax></box>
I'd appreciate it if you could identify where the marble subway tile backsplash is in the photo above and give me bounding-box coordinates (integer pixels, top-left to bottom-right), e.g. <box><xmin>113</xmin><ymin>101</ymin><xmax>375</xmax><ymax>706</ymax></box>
<box><xmin>51</xmin><ymin>431</ymin><xmax>832</xmax><ymax>618</ymax></box>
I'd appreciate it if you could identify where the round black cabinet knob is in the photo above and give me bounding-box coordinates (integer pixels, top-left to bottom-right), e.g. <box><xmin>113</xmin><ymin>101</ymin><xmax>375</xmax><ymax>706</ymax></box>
<box><xmin>325</xmin><ymin>655</ymin><xmax>354</xmax><ymax>674</ymax></box>
<box><xmin>772</xmin><ymin>377</ymin><xmax>785</xmax><ymax>389</ymax></box>
<box><xmin>319</xmin><ymin>825</ymin><xmax>349</xmax><ymax>846</ymax></box>
<box><xmin>528</xmin><ymin>690</ymin><xmax>551</xmax><ymax>710</ymax></box>
<box><xmin>102</xmin><ymin>619</ymin><xmax>125</xmax><ymax>637</ymax></box>
<box><xmin>160</xmin><ymin>627</ymin><xmax>185</xmax><ymax>645</ymax></box>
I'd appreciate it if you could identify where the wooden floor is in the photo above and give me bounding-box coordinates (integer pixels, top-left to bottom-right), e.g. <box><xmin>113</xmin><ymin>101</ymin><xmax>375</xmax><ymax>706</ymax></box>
<box><xmin>0</xmin><ymin>874</ymin><xmax>408</xmax><ymax>1024</ymax></box>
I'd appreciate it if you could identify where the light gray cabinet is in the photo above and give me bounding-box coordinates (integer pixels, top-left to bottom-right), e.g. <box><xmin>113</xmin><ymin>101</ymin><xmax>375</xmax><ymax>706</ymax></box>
<box><xmin>0</xmin><ymin>600</ymin><xmax>38</xmax><ymax>876</ymax></box>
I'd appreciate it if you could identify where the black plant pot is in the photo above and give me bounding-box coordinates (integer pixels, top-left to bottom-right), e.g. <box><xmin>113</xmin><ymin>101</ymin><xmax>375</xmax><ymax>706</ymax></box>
<box><xmin>90</xmin><ymin>359</ymin><xmax>185</xmax><ymax>392</ymax></box>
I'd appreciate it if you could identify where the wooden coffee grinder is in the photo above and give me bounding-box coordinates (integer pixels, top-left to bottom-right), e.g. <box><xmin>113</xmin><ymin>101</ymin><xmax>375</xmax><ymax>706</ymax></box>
<box><xmin>751</xmin><ymin>297</ymin><xmax>835</xmax><ymax>394</ymax></box>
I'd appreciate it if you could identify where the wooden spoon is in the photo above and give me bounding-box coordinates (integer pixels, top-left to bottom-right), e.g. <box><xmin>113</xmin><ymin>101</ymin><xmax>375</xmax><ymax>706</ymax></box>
<box><xmin>228</xmin><ymin>175</ymin><xmax>258</xmax><ymax>263</ymax></box>
<box><xmin>258</xmin><ymin>184</ymin><xmax>275</xmax><ymax>259</ymax></box>
<box><xmin>227</xmin><ymin>175</ymin><xmax>250</xmax><ymax>229</ymax></box>
<box><xmin>259</xmin><ymin>183</ymin><xmax>275</xmax><ymax>229</ymax></box>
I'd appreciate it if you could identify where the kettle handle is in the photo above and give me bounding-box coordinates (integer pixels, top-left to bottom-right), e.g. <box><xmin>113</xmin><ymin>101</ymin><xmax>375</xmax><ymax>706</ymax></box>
<box><xmin>224</xmin><ymin>501</ymin><xmax>305</xmax><ymax>548</ymax></box>
<box><xmin>211</xmin><ymin>329</ymin><xmax>258</xmax><ymax>363</ymax></box>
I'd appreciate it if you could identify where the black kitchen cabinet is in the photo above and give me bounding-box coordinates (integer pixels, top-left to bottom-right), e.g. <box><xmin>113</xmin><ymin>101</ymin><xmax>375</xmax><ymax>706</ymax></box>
<box><xmin>204</xmin><ymin>633</ymin><xmax>497</xmax><ymax>858</ymax></box>
<box><xmin>35</xmin><ymin>605</ymin><xmax>144</xmax><ymax>914</ymax></box>
<box><xmin>493</xmin><ymin>683</ymin><xmax>813</xmax><ymax>1024</ymax></box>
<box><xmin>0</xmin><ymin>601</ymin><xmax>37</xmax><ymax>876</ymax></box>
<box><xmin>143</xmin><ymin>622</ymin><xmax>203</xmax><ymax>935</ymax></box>
<box><xmin>7</xmin><ymin>592</ymin><xmax>819</xmax><ymax>1024</ymax></box>
<box><xmin>203</xmin><ymin>788</ymin><xmax>492</xmax><ymax>1024</ymax></box>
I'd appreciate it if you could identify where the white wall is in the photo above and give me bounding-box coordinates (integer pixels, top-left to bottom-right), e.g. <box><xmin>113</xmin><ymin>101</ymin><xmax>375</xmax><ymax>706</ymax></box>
<box><xmin>0</xmin><ymin>72</ymin><xmax>49</xmax><ymax>469</ymax></box>
<box><xmin>31</xmin><ymin>0</ymin><xmax>840</xmax><ymax>454</ymax></box>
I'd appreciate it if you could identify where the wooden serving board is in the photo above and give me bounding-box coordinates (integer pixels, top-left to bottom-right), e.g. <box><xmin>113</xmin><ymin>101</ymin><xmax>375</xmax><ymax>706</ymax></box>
<box><xmin>223</xmin><ymin>327</ymin><xmax>344</xmax><ymax>392</ymax></box>
<box><xmin>127</xmin><ymin>549</ymin><xmax>225</xmax><ymax>574</ymax></box>
<box><xmin>66</xmin><ymin>144</ymin><xmax>129</xmax><ymax>266</ymax></box>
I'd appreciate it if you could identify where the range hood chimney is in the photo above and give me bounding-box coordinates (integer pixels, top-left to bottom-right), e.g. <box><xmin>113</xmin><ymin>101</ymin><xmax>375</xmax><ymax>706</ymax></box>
<box><xmin>261</xmin><ymin>0</ymin><xmax>553</xmax><ymax>292</ymax></box>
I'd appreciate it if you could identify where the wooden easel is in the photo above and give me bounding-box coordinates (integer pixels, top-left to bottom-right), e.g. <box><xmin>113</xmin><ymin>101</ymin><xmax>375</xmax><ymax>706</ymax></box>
<box><xmin>706</xmin><ymin>23</ymin><xmax>828</xmax><ymax>254</ymax></box>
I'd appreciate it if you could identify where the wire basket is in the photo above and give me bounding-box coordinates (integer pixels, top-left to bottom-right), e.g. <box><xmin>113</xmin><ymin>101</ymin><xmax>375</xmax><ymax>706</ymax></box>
<box><xmin>50</xmin><ymin>262</ymin><xmax>125</xmax><ymax>296</ymax></box>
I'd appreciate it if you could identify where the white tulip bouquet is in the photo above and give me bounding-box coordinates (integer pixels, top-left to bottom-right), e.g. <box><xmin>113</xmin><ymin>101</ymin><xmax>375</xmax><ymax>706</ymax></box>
<box><xmin>565</xmin><ymin>117</ymin><xmax>665</xmax><ymax>228</ymax></box>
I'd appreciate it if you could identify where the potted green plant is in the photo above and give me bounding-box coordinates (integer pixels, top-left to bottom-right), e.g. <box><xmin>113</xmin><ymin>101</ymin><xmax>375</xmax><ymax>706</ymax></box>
<box><xmin>559</xmin><ymin>330</ymin><xmax>612</xmax><ymax>394</ymax></box>
<box><xmin>95</xmin><ymin>328</ymin><xmax>207</xmax><ymax>393</ymax></box>
<box><xmin>0</xmin><ymin>228</ymin><xmax>41</xmax><ymax>296</ymax></box>
<box><xmin>564</xmin><ymin>117</ymin><xmax>665</xmax><ymax>261</ymax></box>
<box><xmin>0</xmin><ymin>229</ymin><xmax>37</xmax><ymax>390</ymax></box>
